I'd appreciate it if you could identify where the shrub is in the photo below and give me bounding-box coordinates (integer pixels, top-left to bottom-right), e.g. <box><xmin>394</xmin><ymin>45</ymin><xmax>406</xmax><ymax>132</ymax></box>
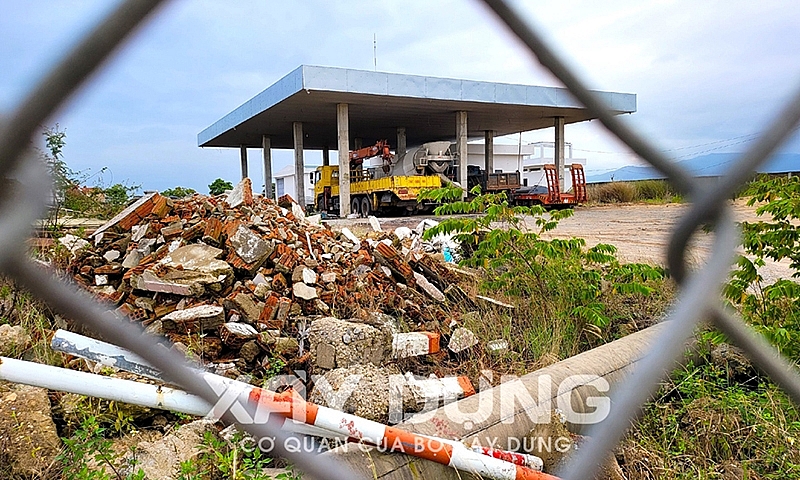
<box><xmin>209</xmin><ymin>179</ymin><xmax>234</xmax><ymax>196</ymax></box>
<box><xmin>418</xmin><ymin>185</ymin><xmax>669</xmax><ymax>365</ymax></box>
<box><xmin>162</xmin><ymin>187</ymin><xmax>197</xmax><ymax>198</ymax></box>
<box><xmin>589</xmin><ymin>181</ymin><xmax>636</xmax><ymax>203</ymax></box>
<box><xmin>634</xmin><ymin>179</ymin><xmax>674</xmax><ymax>201</ymax></box>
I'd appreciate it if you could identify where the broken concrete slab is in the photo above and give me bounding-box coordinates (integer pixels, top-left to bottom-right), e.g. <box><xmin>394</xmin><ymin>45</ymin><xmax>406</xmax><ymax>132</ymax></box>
<box><xmin>302</xmin><ymin>267</ymin><xmax>317</xmax><ymax>285</ymax></box>
<box><xmin>121</xmin><ymin>249</ymin><xmax>143</xmax><ymax>268</ymax></box>
<box><xmin>103</xmin><ymin>249</ymin><xmax>121</xmax><ymax>262</ymax></box>
<box><xmin>340</xmin><ymin>227</ymin><xmax>361</xmax><ymax>246</ymax></box>
<box><xmin>308</xmin><ymin>317</ymin><xmax>388</xmax><ymax>370</ymax></box>
<box><xmin>413</xmin><ymin>271</ymin><xmax>445</xmax><ymax>302</ymax></box>
<box><xmin>162</xmin><ymin>304</ymin><xmax>225</xmax><ymax>332</ymax></box>
<box><xmin>134</xmin><ymin>270</ymin><xmax>195</xmax><ymax>296</ymax></box>
<box><xmin>228</xmin><ymin>224</ymin><xmax>272</xmax><ymax>266</ymax></box>
<box><xmin>308</xmin><ymin>364</ymin><xmax>408</xmax><ymax>424</ymax></box>
<box><xmin>225</xmin><ymin>177</ymin><xmax>254</xmax><ymax>208</ymax></box>
<box><xmin>219</xmin><ymin>322</ymin><xmax>259</xmax><ymax>348</ymax></box>
<box><xmin>92</xmin><ymin>192</ymin><xmax>161</xmax><ymax>239</ymax></box>
<box><xmin>149</xmin><ymin>244</ymin><xmax>234</xmax><ymax>295</ymax></box>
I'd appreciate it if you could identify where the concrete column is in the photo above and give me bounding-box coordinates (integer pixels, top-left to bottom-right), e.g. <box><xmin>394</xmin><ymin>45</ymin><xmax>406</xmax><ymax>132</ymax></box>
<box><xmin>322</xmin><ymin>146</ymin><xmax>330</xmax><ymax>167</ymax></box>
<box><xmin>554</xmin><ymin>116</ymin><xmax>565</xmax><ymax>192</ymax></box>
<box><xmin>484</xmin><ymin>130</ymin><xmax>495</xmax><ymax>186</ymax></box>
<box><xmin>337</xmin><ymin>104</ymin><xmax>351</xmax><ymax>217</ymax></box>
<box><xmin>262</xmin><ymin>136</ymin><xmax>273</xmax><ymax>199</ymax></box>
<box><xmin>293</xmin><ymin>122</ymin><xmax>304</xmax><ymax>204</ymax></box>
<box><xmin>456</xmin><ymin>111</ymin><xmax>468</xmax><ymax>198</ymax></box>
<box><xmin>396</xmin><ymin>127</ymin><xmax>406</xmax><ymax>159</ymax></box>
<box><xmin>239</xmin><ymin>145</ymin><xmax>248</xmax><ymax>180</ymax></box>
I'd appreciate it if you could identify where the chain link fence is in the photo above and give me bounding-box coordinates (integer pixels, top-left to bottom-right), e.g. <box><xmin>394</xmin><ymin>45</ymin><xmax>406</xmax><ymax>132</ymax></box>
<box><xmin>1</xmin><ymin>0</ymin><xmax>799</xmax><ymax>478</ymax></box>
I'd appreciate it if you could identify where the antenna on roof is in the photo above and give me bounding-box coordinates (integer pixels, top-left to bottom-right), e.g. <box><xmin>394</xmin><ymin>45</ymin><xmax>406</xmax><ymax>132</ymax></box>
<box><xmin>373</xmin><ymin>33</ymin><xmax>377</xmax><ymax>71</ymax></box>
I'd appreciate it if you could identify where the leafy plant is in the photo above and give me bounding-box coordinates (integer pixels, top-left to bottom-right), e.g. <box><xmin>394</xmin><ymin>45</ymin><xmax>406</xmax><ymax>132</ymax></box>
<box><xmin>176</xmin><ymin>430</ymin><xmax>280</xmax><ymax>480</ymax></box>
<box><xmin>162</xmin><ymin>186</ymin><xmax>197</xmax><ymax>198</ymax></box>
<box><xmin>419</xmin><ymin>185</ymin><xmax>667</xmax><ymax>361</ymax></box>
<box><xmin>724</xmin><ymin>175</ymin><xmax>800</xmax><ymax>360</ymax></box>
<box><xmin>57</xmin><ymin>416</ymin><xmax>144</xmax><ymax>480</ymax></box>
<box><xmin>209</xmin><ymin>178</ymin><xmax>234</xmax><ymax>196</ymax></box>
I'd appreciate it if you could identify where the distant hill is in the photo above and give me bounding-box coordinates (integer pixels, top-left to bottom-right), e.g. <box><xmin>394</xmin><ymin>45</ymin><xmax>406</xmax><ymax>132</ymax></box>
<box><xmin>586</xmin><ymin>153</ymin><xmax>800</xmax><ymax>183</ymax></box>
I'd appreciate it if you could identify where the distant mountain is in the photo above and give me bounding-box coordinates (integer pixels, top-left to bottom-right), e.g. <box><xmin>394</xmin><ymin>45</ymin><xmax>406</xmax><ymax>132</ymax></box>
<box><xmin>586</xmin><ymin>153</ymin><xmax>800</xmax><ymax>183</ymax></box>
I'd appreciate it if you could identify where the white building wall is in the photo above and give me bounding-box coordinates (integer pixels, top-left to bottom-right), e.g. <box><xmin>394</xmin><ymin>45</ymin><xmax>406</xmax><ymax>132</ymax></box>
<box><xmin>273</xmin><ymin>165</ymin><xmax>317</xmax><ymax>206</ymax></box>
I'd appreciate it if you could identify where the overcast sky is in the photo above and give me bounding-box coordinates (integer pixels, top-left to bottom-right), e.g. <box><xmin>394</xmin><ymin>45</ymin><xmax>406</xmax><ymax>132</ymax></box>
<box><xmin>3</xmin><ymin>0</ymin><xmax>800</xmax><ymax>193</ymax></box>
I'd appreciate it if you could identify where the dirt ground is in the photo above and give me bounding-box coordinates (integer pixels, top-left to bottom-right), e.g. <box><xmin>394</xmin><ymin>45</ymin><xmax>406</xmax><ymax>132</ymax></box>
<box><xmin>329</xmin><ymin>200</ymin><xmax>794</xmax><ymax>285</ymax></box>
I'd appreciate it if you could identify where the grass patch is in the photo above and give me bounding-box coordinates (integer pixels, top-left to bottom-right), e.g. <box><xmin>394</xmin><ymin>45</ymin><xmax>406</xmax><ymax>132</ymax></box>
<box><xmin>588</xmin><ymin>179</ymin><xmax>682</xmax><ymax>204</ymax></box>
<box><xmin>628</xmin><ymin>358</ymin><xmax>800</xmax><ymax>479</ymax></box>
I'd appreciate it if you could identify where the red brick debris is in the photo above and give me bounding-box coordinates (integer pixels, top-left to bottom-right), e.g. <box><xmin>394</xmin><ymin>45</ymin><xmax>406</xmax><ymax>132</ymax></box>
<box><xmin>64</xmin><ymin>180</ymin><xmax>475</xmax><ymax>379</ymax></box>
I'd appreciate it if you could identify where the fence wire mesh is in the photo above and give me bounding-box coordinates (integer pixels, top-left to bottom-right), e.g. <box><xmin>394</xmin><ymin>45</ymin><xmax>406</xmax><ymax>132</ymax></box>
<box><xmin>1</xmin><ymin>0</ymin><xmax>800</xmax><ymax>478</ymax></box>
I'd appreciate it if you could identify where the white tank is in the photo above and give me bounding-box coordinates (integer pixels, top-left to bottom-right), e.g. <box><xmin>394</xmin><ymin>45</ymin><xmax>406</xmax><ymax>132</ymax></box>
<box><xmin>394</xmin><ymin>141</ymin><xmax>455</xmax><ymax>177</ymax></box>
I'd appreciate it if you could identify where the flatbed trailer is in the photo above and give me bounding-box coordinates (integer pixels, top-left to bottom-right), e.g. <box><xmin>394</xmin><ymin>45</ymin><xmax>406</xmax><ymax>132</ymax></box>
<box><xmin>512</xmin><ymin>164</ymin><xmax>587</xmax><ymax>208</ymax></box>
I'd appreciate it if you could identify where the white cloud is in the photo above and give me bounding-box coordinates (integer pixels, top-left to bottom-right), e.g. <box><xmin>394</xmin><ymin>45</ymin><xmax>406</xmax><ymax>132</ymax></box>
<box><xmin>3</xmin><ymin>0</ymin><xmax>800</xmax><ymax>189</ymax></box>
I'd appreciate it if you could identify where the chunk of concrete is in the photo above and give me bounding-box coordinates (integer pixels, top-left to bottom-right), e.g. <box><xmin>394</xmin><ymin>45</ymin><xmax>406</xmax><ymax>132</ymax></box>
<box><xmin>103</xmin><ymin>249</ymin><xmax>121</xmax><ymax>262</ymax></box>
<box><xmin>394</xmin><ymin>226</ymin><xmax>413</xmax><ymax>241</ymax></box>
<box><xmin>225</xmin><ymin>177</ymin><xmax>254</xmax><ymax>208</ymax></box>
<box><xmin>309</xmin><ymin>364</ymin><xmax>412</xmax><ymax>424</ymax></box>
<box><xmin>368</xmin><ymin>215</ymin><xmax>382</xmax><ymax>232</ymax></box>
<box><xmin>123</xmin><ymin>420</ymin><xmax>219</xmax><ymax>480</ymax></box>
<box><xmin>341</xmin><ymin>227</ymin><xmax>361</xmax><ymax>245</ymax></box>
<box><xmin>219</xmin><ymin>322</ymin><xmax>259</xmax><ymax>348</ymax></box>
<box><xmin>293</xmin><ymin>282</ymin><xmax>318</xmax><ymax>300</ymax></box>
<box><xmin>0</xmin><ymin>384</ymin><xmax>61</xmax><ymax>477</ymax></box>
<box><xmin>135</xmin><ymin>270</ymin><xmax>195</xmax><ymax>296</ymax></box>
<box><xmin>162</xmin><ymin>304</ymin><xmax>225</xmax><ymax>332</ymax></box>
<box><xmin>58</xmin><ymin>234</ymin><xmax>90</xmax><ymax>256</ymax></box>
<box><xmin>228</xmin><ymin>293</ymin><xmax>262</xmax><ymax>325</ymax></box>
<box><xmin>121</xmin><ymin>249</ymin><xmax>143</xmax><ymax>268</ymax></box>
<box><xmin>145</xmin><ymin>244</ymin><xmax>233</xmax><ymax>295</ymax></box>
<box><xmin>448</xmin><ymin>327</ymin><xmax>478</xmax><ymax>353</ymax></box>
<box><xmin>228</xmin><ymin>225</ymin><xmax>272</xmax><ymax>266</ymax></box>
<box><xmin>413</xmin><ymin>271</ymin><xmax>445</xmax><ymax>302</ymax></box>
<box><xmin>302</xmin><ymin>267</ymin><xmax>317</xmax><ymax>285</ymax></box>
<box><xmin>308</xmin><ymin>317</ymin><xmax>388</xmax><ymax>369</ymax></box>
<box><xmin>0</xmin><ymin>324</ymin><xmax>31</xmax><ymax>357</ymax></box>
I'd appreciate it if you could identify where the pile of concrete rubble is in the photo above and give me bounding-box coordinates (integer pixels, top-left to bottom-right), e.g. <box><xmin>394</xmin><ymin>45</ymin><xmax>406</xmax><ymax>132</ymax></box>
<box><xmin>58</xmin><ymin>179</ymin><xmax>507</xmax><ymax>422</ymax></box>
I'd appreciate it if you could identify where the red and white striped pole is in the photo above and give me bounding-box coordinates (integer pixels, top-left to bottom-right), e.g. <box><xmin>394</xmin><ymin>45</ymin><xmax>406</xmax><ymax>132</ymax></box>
<box><xmin>248</xmin><ymin>388</ymin><xmax>559</xmax><ymax>480</ymax></box>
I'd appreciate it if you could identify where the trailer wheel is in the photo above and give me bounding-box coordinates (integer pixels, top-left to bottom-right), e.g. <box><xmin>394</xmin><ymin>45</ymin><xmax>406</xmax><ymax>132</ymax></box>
<box><xmin>360</xmin><ymin>197</ymin><xmax>371</xmax><ymax>217</ymax></box>
<box><xmin>351</xmin><ymin>197</ymin><xmax>361</xmax><ymax>217</ymax></box>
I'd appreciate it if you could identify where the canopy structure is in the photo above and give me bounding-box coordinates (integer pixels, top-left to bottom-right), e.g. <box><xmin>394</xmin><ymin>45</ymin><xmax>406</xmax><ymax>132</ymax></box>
<box><xmin>198</xmin><ymin>65</ymin><xmax>636</xmax><ymax>214</ymax></box>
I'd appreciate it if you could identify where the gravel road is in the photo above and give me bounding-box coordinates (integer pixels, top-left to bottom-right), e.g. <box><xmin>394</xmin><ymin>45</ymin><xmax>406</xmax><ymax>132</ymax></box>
<box><xmin>328</xmin><ymin>200</ymin><xmax>794</xmax><ymax>285</ymax></box>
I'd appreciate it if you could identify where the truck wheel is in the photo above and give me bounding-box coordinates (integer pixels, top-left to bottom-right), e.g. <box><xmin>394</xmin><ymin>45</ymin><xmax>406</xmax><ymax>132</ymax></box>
<box><xmin>351</xmin><ymin>197</ymin><xmax>361</xmax><ymax>217</ymax></box>
<box><xmin>361</xmin><ymin>197</ymin><xmax>371</xmax><ymax>217</ymax></box>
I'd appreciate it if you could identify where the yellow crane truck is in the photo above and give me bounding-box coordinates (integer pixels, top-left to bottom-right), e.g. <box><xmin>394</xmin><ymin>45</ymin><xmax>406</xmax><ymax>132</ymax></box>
<box><xmin>311</xmin><ymin>141</ymin><xmax>454</xmax><ymax>216</ymax></box>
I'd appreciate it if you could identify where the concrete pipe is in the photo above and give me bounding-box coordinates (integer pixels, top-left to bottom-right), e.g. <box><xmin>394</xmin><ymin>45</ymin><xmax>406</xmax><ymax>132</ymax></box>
<box><xmin>322</xmin><ymin>322</ymin><xmax>682</xmax><ymax>479</ymax></box>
